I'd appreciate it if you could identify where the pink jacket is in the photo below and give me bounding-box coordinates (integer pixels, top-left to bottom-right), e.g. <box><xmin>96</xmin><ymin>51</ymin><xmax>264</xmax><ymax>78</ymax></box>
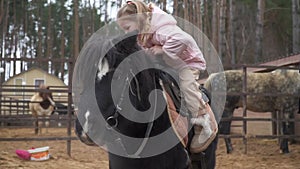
<box><xmin>147</xmin><ymin>6</ymin><xmax>206</xmax><ymax>70</ymax></box>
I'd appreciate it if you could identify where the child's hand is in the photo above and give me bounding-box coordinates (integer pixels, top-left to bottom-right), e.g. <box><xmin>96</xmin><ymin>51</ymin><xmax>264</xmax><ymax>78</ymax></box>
<box><xmin>147</xmin><ymin>45</ymin><xmax>164</xmax><ymax>56</ymax></box>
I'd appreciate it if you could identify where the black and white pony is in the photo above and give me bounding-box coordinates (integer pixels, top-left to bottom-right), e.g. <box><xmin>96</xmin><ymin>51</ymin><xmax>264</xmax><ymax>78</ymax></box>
<box><xmin>73</xmin><ymin>31</ymin><xmax>218</xmax><ymax>169</ymax></box>
<box><xmin>29</xmin><ymin>84</ymin><xmax>55</xmax><ymax>134</ymax></box>
<box><xmin>204</xmin><ymin>70</ymin><xmax>300</xmax><ymax>154</ymax></box>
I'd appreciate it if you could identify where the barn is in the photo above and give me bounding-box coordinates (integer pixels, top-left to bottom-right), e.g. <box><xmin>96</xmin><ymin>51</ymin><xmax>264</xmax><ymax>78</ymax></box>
<box><xmin>2</xmin><ymin>67</ymin><xmax>67</xmax><ymax>99</ymax></box>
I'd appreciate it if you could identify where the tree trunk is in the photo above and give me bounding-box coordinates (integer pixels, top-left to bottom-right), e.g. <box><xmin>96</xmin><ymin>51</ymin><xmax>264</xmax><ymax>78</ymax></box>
<box><xmin>21</xmin><ymin>0</ymin><xmax>28</xmax><ymax>72</ymax></box>
<box><xmin>37</xmin><ymin>1</ymin><xmax>43</xmax><ymax>68</ymax></box>
<box><xmin>117</xmin><ymin>0</ymin><xmax>123</xmax><ymax>8</ymax></box>
<box><xmin>189</xmin><ymin>0</ymin><xmax>194</xmax><ymax>25</ymax></box>
<box><xmin>28</xmin><ymin>3</ymin><xmax>35</xmax><ymax>69</ymax></box>
<box><xmin>219</xmin><ymin>0</ymin><xmax>227</xmax><ymax>64</ymax></box>
<box><xmin>203</xmin><ymin>0</ymin><xmax>210</xmax><ymax>38</ymax></box>
<box><xmin>184</xmin><ymin>0</ymin><xmax>189</xmax><ymax>21</ymax></box>
<box><xmin>91</xmin><ymin>0</ymin><xmax>95</xmax><ymax>34</ymax></box>
<box><xmin>0</xmin><ymin>0</ymin><xmax>4</xmax><ymax>63</ymax></box>
<box><xmin>0</xmin><ymin>0</ymin><xmax>4</xmax><ymax>25</ymax></box>
<box><xmin>104</xmin><ymin>0</ymin><xmax>108</xmax><ymax>23</ymax></box>
<box><xmin>60</xmin><ymin>0</ymin><xmax>66</xmax><ymax>81</ymax></box>
<box><xmin>173</xmin><ymin>0</ymin><xmax>178</xmax><ymax>16</ymax></box>
<box><xmin>46</xmin><ymin>2</ymin><xmax>53</xmax><ymax>73</ymax></box>
<box><xmin>195</xmin><ymin>0</ymin><xmax>202</xmax><ymax>30</ymax></box>
<box><xmin>177</xmin><ymin>0</ymin><xmax>184</xmax><ymax>19</ymax></box>
<box><xmin>73</xmin><ymin>0</ymin><xmax>80</xmax><ymax>59</ymax></box>
<box><xmin>12</xmin><ymin>0</ymin><xmax>17</xmax><ymax>76</ymax></box>
<box><xmin>292</xmin><ymin>0</ymin><xmax>300</xmax><ymax>53</ymax></box>
<box><xmin>162</xmin><ymin>0</ymin><xmax>167</xmax><ymax>12</ymax></box>
<box><xmin>82</xmin><ymin>3</ymin><xmax>87</xmax><ymax>43</ymax></box>
<box><xmin>183</xmin><ymin>0</ymin><xmax>191</xmax><ymax>33</ymax></box>
<box><xmin>255</xmin><ymin>0</ymin><xmax>265</xmax><ymax>63</ymax></box>
<box><xmin>229</xmin><ymin>0</ymin><xmax>236</xmax><ymax>68</ymax></box>
<box><xmin>0</xmin><ymin>0</ymin><xmax>8</xmax><ymax>82</ymax></box>
<box><xmin>212</xmin><ymin>0</ymin><xmax>219</xmax><ymax>52</ymax></box>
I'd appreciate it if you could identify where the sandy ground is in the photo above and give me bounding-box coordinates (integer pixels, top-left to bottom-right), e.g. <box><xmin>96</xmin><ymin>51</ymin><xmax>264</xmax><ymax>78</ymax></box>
<box><xmin>0</xmin><ymin>128</ymin><xmax>300</xmax><ymax>169</ymax></box>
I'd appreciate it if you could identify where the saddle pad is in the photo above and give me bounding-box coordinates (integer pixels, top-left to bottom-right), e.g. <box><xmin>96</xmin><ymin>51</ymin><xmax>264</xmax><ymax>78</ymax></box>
<box><xmin>163</xmin><ymin>88</ymin><xmax>189</xmax><ymax>147</ymax></box>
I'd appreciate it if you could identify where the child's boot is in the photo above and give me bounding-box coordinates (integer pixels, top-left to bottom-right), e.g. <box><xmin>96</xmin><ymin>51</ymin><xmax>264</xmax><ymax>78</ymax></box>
<box><xmin>190</xmin><ymin>104</ymin><xmax>218</xmax><ymax>153</ymax></box>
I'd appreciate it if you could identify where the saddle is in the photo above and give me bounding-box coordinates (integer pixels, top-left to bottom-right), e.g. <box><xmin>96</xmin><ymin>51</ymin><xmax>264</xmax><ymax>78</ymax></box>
<box><xmin>158</xmin><ymin>71</ymin><xmax>211</xmax><ymax>148</ymax></box>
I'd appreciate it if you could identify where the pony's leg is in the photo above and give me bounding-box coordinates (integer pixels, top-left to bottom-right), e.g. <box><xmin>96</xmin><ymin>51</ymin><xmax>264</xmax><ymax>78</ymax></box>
<box><xmin>38</xmin><ymin>121</ymin><xmax>44</xmax><ymax>135</ymax></box>
<box><xmin>280</xmin><ymin>121</ymin><xmax>289</xmax><ymax>153</ymax></box>
<box><xmin>44</xmin><ymin>115</ymin><xmax>50</xmax><ymax>133</ymax></box>
<box><xmin>219</xmin><ymin>110</ymin><xmax>233</xmax><ymax>154</ymax></box>
<box><xmin>224</xmin><ymin>138</ymin><xmax>233</xmax><ymax>154</ymax></box>
<box><xmin>38</xmin><ymin>120</ymin><xmax>43</xmax><ymax>135</ymax></box>
<box><xmin>287</xmin><ymin>112</ymin><xmax>296</xmax><ymax>144</ymax></box>
<box><xmin>280</xmin><ymin>112</ymin><xmax>291</xmax><ymax>154</ymax></box>
<box><xmin>34</xmin><ymin>117</ymin><xmax>39</xmax><ymax>135</ymax></box>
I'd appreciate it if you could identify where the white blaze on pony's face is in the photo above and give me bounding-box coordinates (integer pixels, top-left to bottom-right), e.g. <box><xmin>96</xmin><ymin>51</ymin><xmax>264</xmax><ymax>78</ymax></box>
<box><xmin>97</xmin><ymin>58</ymin><xmax>109</xmax><ymax>81</ymax></box>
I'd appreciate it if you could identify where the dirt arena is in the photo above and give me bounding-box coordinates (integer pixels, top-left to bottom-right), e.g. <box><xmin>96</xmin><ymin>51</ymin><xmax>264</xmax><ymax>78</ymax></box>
<box><xmin>0</xmin><ymin>127</ymin><xmax>300</xmax><ymax>169</ymax></box>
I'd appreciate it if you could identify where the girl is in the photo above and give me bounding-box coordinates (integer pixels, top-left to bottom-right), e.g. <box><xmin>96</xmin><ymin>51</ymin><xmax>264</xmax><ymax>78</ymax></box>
<box><xmin>117</xmin><ymin>0</ymin><xmax>218</xmax><ymax>153</ymax></box>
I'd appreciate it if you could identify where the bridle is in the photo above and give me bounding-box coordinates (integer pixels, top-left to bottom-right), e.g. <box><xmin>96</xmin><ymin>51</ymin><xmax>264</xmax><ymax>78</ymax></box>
<box><xmin>104</xmin><ymin>59</ymin><xmax>157</xmax><ymax>158</ymax></box>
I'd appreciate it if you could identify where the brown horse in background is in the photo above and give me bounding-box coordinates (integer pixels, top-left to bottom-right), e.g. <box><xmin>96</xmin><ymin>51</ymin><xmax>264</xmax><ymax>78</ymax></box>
<box><xmin>29</xmin><ymin>84</ymin><xmax>55</xmax><ymax>134</ymax></box>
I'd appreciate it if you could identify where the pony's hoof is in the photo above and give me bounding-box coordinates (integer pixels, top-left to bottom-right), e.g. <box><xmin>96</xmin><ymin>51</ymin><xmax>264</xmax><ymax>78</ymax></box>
<box><xmin>280</xmin><ymin>149</ymin><xmax>290</xmax><ymax>154</ymax></box>
<box><xmin>227</xmin><ymin>147</ymin><xmax>233</xmax><ymax>154</ymax></box>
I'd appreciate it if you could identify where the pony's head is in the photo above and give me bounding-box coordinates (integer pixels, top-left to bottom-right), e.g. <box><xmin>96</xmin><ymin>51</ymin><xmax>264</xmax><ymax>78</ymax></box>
<box><xmin>74</xmin><ymin>31</ymin><xmax>145</xmax><ymax>147</ymax></box>
<box><xmin>38</xmin><ymin>84</ymin><xmax>51</xmax><ymax>100</ymax></box>
<box><xmin>74</xmin><ymin>31</ymin><xmax>193</xmax><ymax>162</ymax></box>
<box><xmin>37</xmin><ymin>84</ymin><xmax>55</xmax><ymax>109</ymax></box>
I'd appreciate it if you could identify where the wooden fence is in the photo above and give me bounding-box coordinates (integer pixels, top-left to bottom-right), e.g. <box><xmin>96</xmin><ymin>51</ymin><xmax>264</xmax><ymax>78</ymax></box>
<box><xmin>0</xmin><ymin>56</ymin><xmax>299</xmax><ymax>155</ymax></box>
<box><xmin>0</xmin><ymin>57</ymin><xmax>76</xmax><ymax>156</ymax></box>
<box><xmin>218</xmin><ymin>65</ymin><xmax>300</xmax><ymax>153</ymax></box>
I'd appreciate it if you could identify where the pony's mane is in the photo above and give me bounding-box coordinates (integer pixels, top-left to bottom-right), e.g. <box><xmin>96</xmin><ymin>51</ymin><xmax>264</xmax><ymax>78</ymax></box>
<box><xmin>105</xmin><ymin>31</ymin><xmax>142</xmax><ymax>68</ymax></box>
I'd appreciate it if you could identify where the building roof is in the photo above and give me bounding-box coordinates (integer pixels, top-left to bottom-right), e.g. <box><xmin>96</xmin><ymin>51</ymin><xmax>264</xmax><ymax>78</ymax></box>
<box><xmin>3</xmin><ymin>67</ymin><xmax>66</xmax><ymax>86</ymax></box>
<box><xmin>198</xmin><ymin>53</ymin><xmax>300</xmax><ymax>84</ymax></box>
<box><xmin>247</xmin><ymin>54</ymin><xmax>300</xmax><ymax>72</ymax></box>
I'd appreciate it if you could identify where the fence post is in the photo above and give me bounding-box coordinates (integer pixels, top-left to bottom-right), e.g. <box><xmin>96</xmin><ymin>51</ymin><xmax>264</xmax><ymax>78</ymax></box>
<box><xmin>0</xmin><ymin>72</ymin><xmax>2</xmax><ymax>126</ymax></box>
<box><xmin>67</xmin><ymin>58</ymin><xmax>74</xmax><ymax>156</ymax></box>
<box><xmin>242</xmin><ymin>66</ymin><xmax>248</xmax><ymax>154</ymax></box>
<box><xmin>276</xmin><ymin>110</ymin><xmax>281</xmax><ymax>145</ymax></box>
